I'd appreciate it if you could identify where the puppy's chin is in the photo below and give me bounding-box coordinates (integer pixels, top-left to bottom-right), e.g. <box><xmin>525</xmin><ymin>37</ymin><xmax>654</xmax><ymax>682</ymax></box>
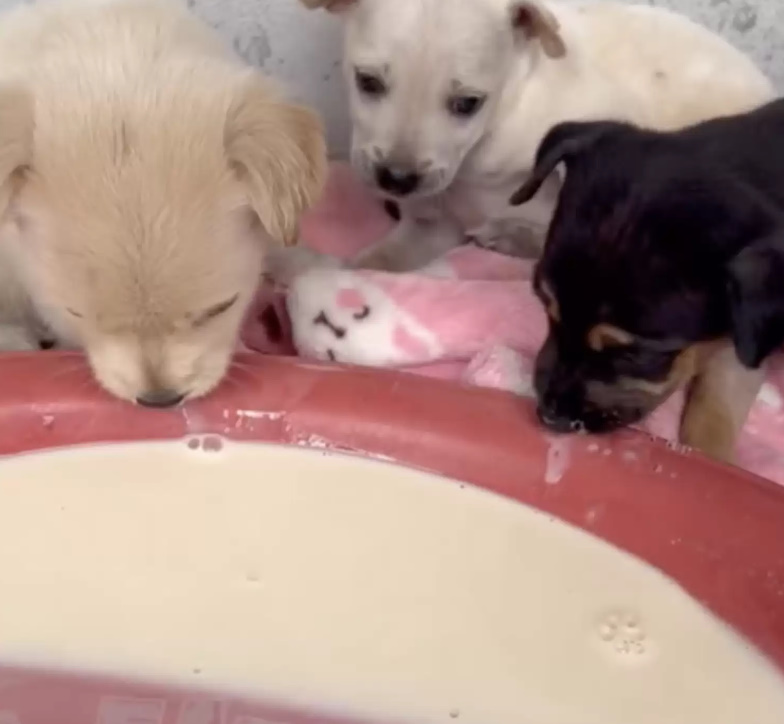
<box><xmin>536</xmin><ymin>402</ymin><xmax>649</xmax><ymax>435</ymax></box>
<box><xmin>580</xmin><ymin>406</ymin><xmax>651</xmax><ymax>434</ymax></box>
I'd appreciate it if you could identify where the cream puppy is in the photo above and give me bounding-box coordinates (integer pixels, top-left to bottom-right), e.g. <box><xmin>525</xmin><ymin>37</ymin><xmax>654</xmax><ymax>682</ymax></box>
<box><xmin>298</xmin><ymin>0</ymin><xmax>773</xmax><ymax>270</ymax></box>
<box><xmin>0</xmin><ymin>0</ymin><xmax>326</xmax><ymax>405</ymax></box>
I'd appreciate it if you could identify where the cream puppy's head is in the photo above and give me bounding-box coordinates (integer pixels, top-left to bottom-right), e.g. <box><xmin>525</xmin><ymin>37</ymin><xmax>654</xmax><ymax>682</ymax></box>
<box><xmin>0</xmin><ymin>76</ymin><xmax>325</xmax><ymax>406</ymax></box>
<box><xmin>302</xmin><ymin>0</ymin><xmax>565</xmax><ymax>199</ymax></box>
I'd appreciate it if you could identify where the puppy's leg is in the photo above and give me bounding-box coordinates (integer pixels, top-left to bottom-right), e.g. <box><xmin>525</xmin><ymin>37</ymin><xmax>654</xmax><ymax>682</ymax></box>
<box><xmin>268</xmin><ymin>203</ymin><xmax>464</xmax><ymax>280</ymax></box>
<box><xmin>679</xmin><ymin>344</ymin><xmax>764</xmax><ymax>463</ymax></box>
<box><xmin>265</xmin><ymin>245</ymin><xmax>342</xmax><ymax>287</ymax></box>
<box><xmin>471</xmin><ymin>218</ymin><xmax>548</xmax><ymax>259</ymax></box>
<box><xmin>266</xmin><ymin>205</ymin><xmax>463</xmax><ymax>281</ymax></box>
<box><xmin>349</xmin><ymin>213</ymin><xmax>464</xmax><ymax>272</ymax></box>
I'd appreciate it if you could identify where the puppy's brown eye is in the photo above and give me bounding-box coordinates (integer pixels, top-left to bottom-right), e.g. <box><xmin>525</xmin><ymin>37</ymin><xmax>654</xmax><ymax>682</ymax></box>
<box><xmin>193</xmin><ymin>294</ymin><xmax>239</xmax><ymax>327</ymax></box>
<box><xmin>447</xmin><ymin>94</ymin><xmax>486</xmax><ymax>118</ymax></box>
<box><xmin>355</xmin><ymin>70</ymin><xmax>387</xmax><ymax>98</ymax></box>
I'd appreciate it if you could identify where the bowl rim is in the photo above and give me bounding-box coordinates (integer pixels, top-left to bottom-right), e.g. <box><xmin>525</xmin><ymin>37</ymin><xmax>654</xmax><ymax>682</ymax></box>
<box><xmin>1</xmin><ymin>350</ymin><xmax>782</xmax><ymax>671</ymax></box>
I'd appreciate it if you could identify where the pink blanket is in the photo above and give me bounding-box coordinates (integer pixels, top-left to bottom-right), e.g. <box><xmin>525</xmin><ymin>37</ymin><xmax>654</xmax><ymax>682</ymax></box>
<box><xmin>243</xmin><ymin>163</ymin><xmax>784</xmax><ymax>485</ymax></box>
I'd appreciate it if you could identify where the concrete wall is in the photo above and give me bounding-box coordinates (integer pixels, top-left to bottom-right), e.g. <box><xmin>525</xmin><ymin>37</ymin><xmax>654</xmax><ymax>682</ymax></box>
<box><xmin>4</xmin><ymin>0</ymin><xmax>782</xmax><ymax>156</ymax></box>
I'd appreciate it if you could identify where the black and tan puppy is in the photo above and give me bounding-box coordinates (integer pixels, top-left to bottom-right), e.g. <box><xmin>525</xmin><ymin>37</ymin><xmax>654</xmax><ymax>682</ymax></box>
<box><xmin>509</xmin><ymin>98</ymin><xmax>784</xmax><ymax>462</ymax></box>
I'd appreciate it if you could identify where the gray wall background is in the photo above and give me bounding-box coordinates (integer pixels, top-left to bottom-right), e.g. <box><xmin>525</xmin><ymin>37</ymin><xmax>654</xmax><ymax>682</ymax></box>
<box><xmin>4</xmin><ymin>0</ymin><xmax>782</xmax><ymax>156</ymax></box>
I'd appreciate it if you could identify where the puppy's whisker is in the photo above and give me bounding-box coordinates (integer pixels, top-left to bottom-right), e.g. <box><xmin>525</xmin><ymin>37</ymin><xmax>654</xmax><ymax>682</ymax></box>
<box><xmin>221</xmin><ymin>376</ymin><xmax>245</xmax><ymax>391</ymax></box>
<box><xmin>47</xmin><ymin>362</ymin><xmax>94</xmax><ymax>384</ymax></box>
<box><xmin>227</xmin><ymin>360</ymin><xmax>262</xmax><ymax>378</ymax></box>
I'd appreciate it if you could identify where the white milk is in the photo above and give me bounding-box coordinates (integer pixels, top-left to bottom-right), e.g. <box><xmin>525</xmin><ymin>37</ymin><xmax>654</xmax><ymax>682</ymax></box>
<box><xmin>0</xmin><ymin>440</ymin><xmax>781</xmax><ymax>723</ymax></box>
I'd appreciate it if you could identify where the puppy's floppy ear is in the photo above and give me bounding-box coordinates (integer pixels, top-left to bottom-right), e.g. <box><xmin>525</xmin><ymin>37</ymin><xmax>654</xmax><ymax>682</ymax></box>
<box><xmin>0</xmin><ymin>86</ymin><xmax>33</xmax><ymax>217</ymax></box>
<box><xmin>298</xmin><ymin>0</ymin><xmax>358</xmax><ymax>12</ymax></box>
<box><xmin>509</xmin><ymin>1</ymin><xmax>566</xmax><ymax>59</ymax></box>
<box><xmin>226</xmin><ymin>76</ymin><xmax>327</xmax><ymax>247</ymax></box>
<box><xmin>727</xmin><ymin>233</ymin><xmax>784</xmax><ymax>368</ymax></box>
<box><xmin>509</xmin><ymin>120</ymin><xmax>624</xmax><ymax>206</ymax></box>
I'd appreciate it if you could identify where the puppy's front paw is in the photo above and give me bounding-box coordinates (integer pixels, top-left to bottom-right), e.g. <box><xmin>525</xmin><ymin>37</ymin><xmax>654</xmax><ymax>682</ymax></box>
<box><xmin>471</xmin><ymin>219</ymin><xmax>546</xmax><ymax>259</ymax></box>
<box><xmin>265</xmin><ymin>246</ymin><xmax>342</xmax><ymax>287</ymax></box>
<box><xmin>349</xmin><ymin>246</ymin><xmax>409</xmax><ymax>272</ymax></box>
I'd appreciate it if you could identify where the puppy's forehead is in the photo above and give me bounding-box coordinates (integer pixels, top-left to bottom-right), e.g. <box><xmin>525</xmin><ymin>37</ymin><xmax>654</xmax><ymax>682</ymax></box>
<box><xmin>540</xmin><ymin>249</ymin><xmax>716</xmax><ymax>344</ymax></box>
<box><xmin>31</xmin><ymin>178</ymin><xmax>256</xmax><ymax>323</ymax></box>
<box><xmin>350</xmin><ymin>0</ymin><xmax>508</xmax><ymax>71</ymax></box>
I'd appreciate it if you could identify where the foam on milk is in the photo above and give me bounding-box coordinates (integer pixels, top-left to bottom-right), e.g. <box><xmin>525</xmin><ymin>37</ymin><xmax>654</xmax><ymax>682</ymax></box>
<box><xmin>0</xmin><ymin>439</ymin><xmax>781</xmax><ymax>723</ymax></box>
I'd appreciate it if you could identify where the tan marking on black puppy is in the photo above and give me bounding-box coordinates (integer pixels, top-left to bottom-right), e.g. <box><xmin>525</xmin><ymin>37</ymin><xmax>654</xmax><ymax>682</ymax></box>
<box><xmin>612</xmin><ymin>342</ymin><xmax>700</xmax><ymax>397</ymax></box>
<box><xmin>571</xmin><ymin>335</ymin><xmax>752</xmax><ymax>462</ymax></box>
<box><xmin>610</xmin><ymin>340</ymin><xmax>753</xmax><ymax>463</ymax></box>
<box><xmin>583</xmin><ymin>345</ymin><xmax>695</xmax><ymax>430</ymax></box>
<box><xmin>539</xmin><ymin>280</ymin><xmax>560</xmax><ymax>322</ymax></box>
<box><xmin>680</xmin><ymin>345</ymin><xmax>765</xmax><ymax>463</ymax></box>
<box><xmin>513</xmin><ymin>104</ymin><xmax>784</xmax><ymax>458</ymax></box>
<box><xmin>587</xmin><ymin>324</ymin><xmax>633</xmax><ymax>352</ymax></box>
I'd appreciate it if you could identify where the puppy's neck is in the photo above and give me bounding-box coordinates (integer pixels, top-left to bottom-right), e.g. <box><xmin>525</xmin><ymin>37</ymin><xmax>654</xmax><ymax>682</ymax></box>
<box><xmin>467</xmin><ymin>4</ymin><xmax>637</xmax><ymax>183</ymax></box>
<box><xmin>466</xmin><ymin>46</ymin><xmax>579</xmax><ymax>181</ymax></box>
<box><xmin>496</xmin><ymin>45</ymin><xmax>576</xmax><ymax>126</ymax></box>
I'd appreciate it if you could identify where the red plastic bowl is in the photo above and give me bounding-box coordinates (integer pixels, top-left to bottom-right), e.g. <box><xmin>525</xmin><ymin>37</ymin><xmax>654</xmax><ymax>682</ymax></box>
<box><xmin>0</xmin><ymin>351</ymin><xmax>782</xmax><ymax>723</ymax></box>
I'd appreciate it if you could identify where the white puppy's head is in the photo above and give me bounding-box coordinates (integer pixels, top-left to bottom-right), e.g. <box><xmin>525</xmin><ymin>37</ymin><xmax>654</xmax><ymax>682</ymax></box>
<box><xmin>303</xmin><ymin>0</ymin><xmax>565</xmax><ymax>199</ymax></box>
<box><xmin>0</xmin><ymin>76</ymin><xmax>326</xmax><ymax>406</ymax></box>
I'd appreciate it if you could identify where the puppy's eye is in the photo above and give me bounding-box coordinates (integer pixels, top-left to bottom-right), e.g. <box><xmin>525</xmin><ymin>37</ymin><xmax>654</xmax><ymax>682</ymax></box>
<box><xmin>613</xmin><ymin>346</ymin><xmax>679</xmax><ymax>381</ymax></box>
<box><xmin>67</xmin><ymin>308</ymin><xmax>83</xmax><ymax>319</ymax></box>
<box><xmin>355</xmin><ymin>70</ymin><xmax>387</xmax><ymax>98</ymax></box>
<box><xmin>447</xmin><ymin>94</ymin><xmax>486</xmax><ymax>118</ymax></box>
<box><xmin>193</xmin><ymin>294</ymin><xmax>239</xmax><ymax>328</ymax></box>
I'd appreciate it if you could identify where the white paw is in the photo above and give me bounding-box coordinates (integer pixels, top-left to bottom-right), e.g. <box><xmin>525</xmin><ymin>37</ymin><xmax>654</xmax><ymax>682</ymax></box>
<box><xmin>286</xmin><ymin>269</ymin><xmax>440</xmax><ymax>367</ymax></box>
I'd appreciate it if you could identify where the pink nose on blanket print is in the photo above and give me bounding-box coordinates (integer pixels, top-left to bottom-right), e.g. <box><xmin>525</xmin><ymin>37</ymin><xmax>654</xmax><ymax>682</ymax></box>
<box><xmin>286</xmin><ymin>246</ymin><xmax>538</xmax><ymax>367</ymax></box>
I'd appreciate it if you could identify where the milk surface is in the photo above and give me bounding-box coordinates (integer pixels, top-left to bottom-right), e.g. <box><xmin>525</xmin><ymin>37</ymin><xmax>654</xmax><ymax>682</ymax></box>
<box><xmin>0</xmin><ymin>439</ymin><xmax>781</xmax><ymax>724</ymax></box>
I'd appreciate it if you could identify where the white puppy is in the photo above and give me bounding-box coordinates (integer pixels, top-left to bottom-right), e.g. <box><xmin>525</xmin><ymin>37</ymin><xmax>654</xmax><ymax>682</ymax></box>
<box><xmin>0</xmin><ymin>0</ymin><xmax>326</xmax><ymax>404</ymax></box>
<box><xmin>297</xmin><ymin>0</ymin><xmax>773</xmax><ymax>271</ymax></box>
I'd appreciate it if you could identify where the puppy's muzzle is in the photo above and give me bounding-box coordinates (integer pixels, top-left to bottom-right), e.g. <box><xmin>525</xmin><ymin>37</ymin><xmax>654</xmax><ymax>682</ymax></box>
<box><xmin>537</xmin><ymin>393</ymin><xmax>649</xmax><ymax>435</ymax></box>
<box><xmin>374</xmin><ymin>163</ymin><xmax>422</xmax><ymax>197</ymax></box>
<box><xmin>536</xmin><ymin>378</ymin><xmax>639</xmax><ymax>435</ymax></box>
<box><xmin>536</xmin><ymin>404</ymin><xmax>585</xmax><ymax>433</ymax></box>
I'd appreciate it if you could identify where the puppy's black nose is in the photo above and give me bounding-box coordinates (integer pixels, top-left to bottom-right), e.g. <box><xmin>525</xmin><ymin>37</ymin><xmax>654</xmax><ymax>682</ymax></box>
<box><xmin>375</xmin><ymin>164</ymin><xmax>421</xmax><ymax>196</ymax></box>
<box><xmin>136</xmin><ymin>389</ymin><xmax>185</xmax><ymax>409</ymax></box>
<box><xmin>536</xmin><ymin>404</ymin><xmax>581</xmax><ymax>434</ymax></box>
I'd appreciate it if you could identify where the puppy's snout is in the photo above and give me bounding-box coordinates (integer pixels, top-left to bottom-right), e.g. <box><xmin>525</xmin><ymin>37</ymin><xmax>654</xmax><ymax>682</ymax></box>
<box><xmin>374</xmin><ymin>163</ymin><xmax>421</xmax><ymax>196</ymax></box>
<box><xmin>136</xmin><ymin>388</ymin><xmax>186</xmax><ymax>409</ymax></box>
<box><xmin>536</xmin><ymin>398</ymin><xmax>584</xmax><ymax>433</ymax></box>
<box><xmin>534</xmin><ymin>355</ymin><xmax>587</xmax><ymax>433</ymax></box>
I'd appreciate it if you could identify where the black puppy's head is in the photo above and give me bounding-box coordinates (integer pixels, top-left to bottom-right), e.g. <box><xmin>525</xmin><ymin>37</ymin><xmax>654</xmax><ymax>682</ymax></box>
<box><xmin>511</xmin><ymin>120</ymin><xmax>784</xmax><ymax>434</ymax></box>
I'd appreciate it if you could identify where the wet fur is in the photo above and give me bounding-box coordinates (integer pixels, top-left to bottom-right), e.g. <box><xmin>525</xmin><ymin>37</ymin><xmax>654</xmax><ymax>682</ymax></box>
<box><xmin>0</xmin><ymin>0</ymin><xmax>326</xmax><ymax>402</ymax></box>
<box><xmin>512</xmin><ymin>98</ymin><xmax>784</xmax><ymax>461</ymax></box>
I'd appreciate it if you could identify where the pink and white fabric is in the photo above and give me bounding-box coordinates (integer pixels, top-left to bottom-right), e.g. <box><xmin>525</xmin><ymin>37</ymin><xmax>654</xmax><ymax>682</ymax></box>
<box><xmin>242</xmin><ymin>163</ymin><xmax>784</xmax><ymax>485</ymax></box>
